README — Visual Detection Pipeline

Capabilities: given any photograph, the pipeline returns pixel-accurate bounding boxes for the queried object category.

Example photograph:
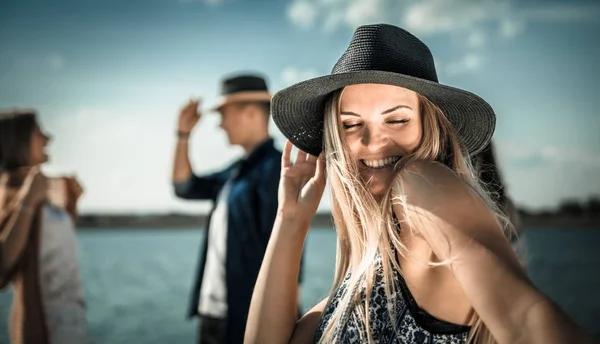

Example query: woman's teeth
[361,156,401,168]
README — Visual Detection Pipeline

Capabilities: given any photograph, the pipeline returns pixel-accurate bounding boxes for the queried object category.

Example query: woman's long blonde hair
[318,88,516,344]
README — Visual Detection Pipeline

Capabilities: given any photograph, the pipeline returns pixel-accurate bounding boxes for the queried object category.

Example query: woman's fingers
[282,143,323,186]
[66,177,84,197]
[282,140,293,168]
[296,148,307,164]
[314,154,326,186]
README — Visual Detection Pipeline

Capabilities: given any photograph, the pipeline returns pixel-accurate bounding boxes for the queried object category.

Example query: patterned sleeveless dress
[314,253,471,344]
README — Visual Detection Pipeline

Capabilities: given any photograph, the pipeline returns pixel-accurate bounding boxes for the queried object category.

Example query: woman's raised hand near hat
[245,141,326,344]
[178,99,201,134]
[277,140,326,226]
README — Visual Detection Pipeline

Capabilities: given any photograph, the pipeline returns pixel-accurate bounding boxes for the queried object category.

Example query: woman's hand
[47,176,84,221]
[64,177,84,204]
[22,167,47,207]
[277,140,326,224]
[245,141,325,344]
[64,176,84,222]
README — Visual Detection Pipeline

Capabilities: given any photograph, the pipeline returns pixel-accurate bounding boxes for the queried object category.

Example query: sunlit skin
[25,121,83,218]
[340,84,423,198]
[218,103,259,145]
[219,103,247,145]
[29,123,51,165]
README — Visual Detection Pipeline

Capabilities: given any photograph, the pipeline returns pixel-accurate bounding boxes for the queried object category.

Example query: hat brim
[272,70,495,157]
[211,91,272,112]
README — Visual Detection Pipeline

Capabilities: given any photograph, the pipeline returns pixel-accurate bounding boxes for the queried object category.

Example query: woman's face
[339,84,423,198]
[29,123,50,166]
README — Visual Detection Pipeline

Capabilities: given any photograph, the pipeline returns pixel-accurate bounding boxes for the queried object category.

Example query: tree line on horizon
[518,196,600,217]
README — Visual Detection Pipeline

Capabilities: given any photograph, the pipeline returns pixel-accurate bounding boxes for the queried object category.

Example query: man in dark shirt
[172,74,302,344]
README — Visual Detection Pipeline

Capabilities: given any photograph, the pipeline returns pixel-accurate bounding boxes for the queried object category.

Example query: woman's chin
[33,154,49,165]
[367,181,393,200]
[361,171,394,198]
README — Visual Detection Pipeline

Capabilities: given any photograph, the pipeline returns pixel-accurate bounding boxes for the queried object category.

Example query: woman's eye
[387,119,409,125]
[343,123,361,130]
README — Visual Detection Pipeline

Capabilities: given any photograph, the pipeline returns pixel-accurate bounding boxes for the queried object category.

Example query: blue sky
[1,0,599,213]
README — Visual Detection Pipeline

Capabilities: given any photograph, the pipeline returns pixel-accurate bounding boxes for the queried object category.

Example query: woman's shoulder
[397,160,474,202]
[395,160,505,246]
[395,160,500,232]
[401,160,462,180]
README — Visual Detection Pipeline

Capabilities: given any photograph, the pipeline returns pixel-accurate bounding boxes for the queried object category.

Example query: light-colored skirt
[45,301,92,344]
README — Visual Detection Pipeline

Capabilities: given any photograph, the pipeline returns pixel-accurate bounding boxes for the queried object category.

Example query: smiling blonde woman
[244,24,591,344]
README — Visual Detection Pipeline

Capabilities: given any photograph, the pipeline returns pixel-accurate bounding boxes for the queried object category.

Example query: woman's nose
[361,126,389,153]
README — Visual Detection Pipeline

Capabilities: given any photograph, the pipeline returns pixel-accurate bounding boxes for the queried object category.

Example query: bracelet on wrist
[177,131,191,140]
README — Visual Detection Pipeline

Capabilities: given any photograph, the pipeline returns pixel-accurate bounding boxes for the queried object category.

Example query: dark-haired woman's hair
[0,110,38,171]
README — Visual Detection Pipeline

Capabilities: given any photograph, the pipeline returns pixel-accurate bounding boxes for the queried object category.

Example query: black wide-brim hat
[272,24,496,157]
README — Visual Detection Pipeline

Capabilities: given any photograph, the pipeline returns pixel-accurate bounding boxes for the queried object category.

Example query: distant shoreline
[76,212,600,230]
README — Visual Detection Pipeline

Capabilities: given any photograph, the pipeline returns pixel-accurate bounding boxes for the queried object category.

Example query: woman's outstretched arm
[393,161,592,344]
[245,141,327,344]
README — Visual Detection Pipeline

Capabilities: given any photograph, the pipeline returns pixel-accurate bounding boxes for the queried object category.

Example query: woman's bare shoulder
[395,160,508,243]
[397,160,475,205]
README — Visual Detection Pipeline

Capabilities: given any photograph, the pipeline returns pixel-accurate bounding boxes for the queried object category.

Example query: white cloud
[285,0,600,40]
[403,0,508,36]
[522,4,600,23]
[405,1,599,37]
[287,0,387,33]
[345,0,385,27]
[500,18,525,38]
[467,30,486,48]
[47,53,65,71]
[402,0,599,38]
[280,66,320,88]
[444,53,482,76]
[287,0,319,29]
[323,11,345,33]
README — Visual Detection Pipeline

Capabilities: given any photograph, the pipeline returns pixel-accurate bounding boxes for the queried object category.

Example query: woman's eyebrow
[341,105,412,116]
[381,105,412,114]
[340,111,360,117]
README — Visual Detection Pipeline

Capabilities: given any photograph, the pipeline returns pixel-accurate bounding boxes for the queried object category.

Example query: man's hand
[178,99,201,134]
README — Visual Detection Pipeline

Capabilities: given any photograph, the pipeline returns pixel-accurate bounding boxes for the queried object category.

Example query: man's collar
[233,138,274,179]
